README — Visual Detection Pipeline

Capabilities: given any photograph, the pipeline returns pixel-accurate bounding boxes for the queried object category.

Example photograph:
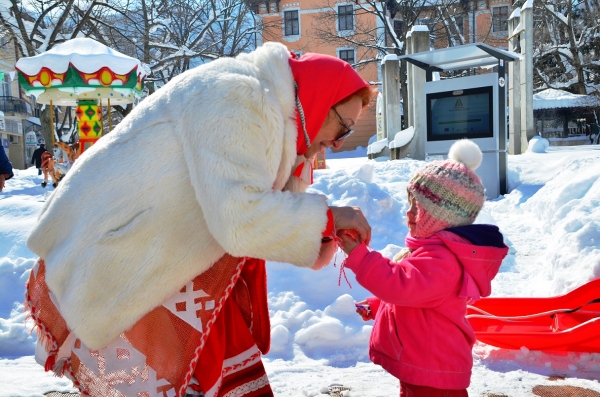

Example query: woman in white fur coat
[25,42,374,397]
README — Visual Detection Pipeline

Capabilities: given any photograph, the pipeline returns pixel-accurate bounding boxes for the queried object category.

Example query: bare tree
[203,0,262,57]
[95,0,263,116]
[0,0,264,136]
[0,0,123,56]
[531,0,600,95]
[308,0,467,124]
[0,0,127,145]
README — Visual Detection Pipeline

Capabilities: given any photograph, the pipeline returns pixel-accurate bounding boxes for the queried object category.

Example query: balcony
[0,96,31,115]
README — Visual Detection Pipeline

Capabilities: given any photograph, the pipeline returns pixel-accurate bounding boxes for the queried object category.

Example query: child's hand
[354,300,373,321]
[337,228,360,254]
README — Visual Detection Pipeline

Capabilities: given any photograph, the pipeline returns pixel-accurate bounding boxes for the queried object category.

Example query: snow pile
[527,136,549,153]
[389,126,414,149]
[2,147,600,396]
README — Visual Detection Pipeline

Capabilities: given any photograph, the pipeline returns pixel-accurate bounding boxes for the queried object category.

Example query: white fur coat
[27,43,329,350]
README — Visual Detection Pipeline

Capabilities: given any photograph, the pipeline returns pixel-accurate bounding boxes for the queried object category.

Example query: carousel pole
[49,100,55,146]
[108,98,112,132]
[99,98,104,136]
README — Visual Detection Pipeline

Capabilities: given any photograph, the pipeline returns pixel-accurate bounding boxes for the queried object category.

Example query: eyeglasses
[332,107,355,142]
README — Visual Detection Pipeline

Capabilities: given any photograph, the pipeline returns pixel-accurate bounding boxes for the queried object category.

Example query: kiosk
[398,43,520,198]
[424,73,502,198]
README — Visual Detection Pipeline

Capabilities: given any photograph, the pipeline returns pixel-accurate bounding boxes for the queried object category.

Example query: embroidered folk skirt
[26,255,273,397]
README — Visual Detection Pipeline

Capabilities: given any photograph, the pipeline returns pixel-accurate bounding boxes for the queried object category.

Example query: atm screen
[426,86,494,142]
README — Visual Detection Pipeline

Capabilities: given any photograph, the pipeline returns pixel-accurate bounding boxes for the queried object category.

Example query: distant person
[592,123,600,145]
[337,139,509,397]
[585,123,591,142]
[0,144,13,192]
[31,143,47,175]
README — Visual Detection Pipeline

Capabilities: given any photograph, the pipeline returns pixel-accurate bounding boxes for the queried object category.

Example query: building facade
[0,36,40,170]
[256,0,380,151]
[426,0,513,50]
[254,0,512,151]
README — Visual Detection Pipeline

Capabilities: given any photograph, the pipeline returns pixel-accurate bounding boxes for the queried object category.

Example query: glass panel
[393,19,403,39]
[339,49,355,64]
[492,6,508,32]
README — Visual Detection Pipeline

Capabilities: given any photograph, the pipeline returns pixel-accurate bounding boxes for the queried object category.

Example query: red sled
[466,278,600,352]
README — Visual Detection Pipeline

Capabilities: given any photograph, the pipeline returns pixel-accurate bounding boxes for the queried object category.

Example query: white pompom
[448,139,483,171]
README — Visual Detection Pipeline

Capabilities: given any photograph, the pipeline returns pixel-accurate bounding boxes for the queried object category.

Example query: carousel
[15,38,146,186]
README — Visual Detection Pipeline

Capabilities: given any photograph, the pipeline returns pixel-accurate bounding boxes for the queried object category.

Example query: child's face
[407,192,419,237]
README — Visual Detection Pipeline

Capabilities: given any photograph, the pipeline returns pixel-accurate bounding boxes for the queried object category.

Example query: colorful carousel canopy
[16,38,146,106]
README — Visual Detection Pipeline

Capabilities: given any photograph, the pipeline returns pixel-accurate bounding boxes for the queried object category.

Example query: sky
[1,143,600,396]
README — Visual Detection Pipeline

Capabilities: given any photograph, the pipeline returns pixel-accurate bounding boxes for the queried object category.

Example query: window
[418,18,436,47]
[339,49,355,64]
[0,74,11,97]
[259,3,267,13]
[393,19,403,39]
[455,16,464,35]
[338,5,354,31]
[269,2,277,12]
[492,6,508,32]
[5,120,13,133]
[418,18,434,29]
[7,120,22,134]
[0,36,8,50]
[284,10,299,36]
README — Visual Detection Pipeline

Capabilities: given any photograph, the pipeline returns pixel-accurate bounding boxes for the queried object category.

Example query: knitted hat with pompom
[407,139,486,238]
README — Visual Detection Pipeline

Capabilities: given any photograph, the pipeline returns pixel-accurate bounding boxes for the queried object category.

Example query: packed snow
[1,144,600,396]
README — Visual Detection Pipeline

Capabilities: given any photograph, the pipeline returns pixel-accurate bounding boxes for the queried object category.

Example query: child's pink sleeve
[343,243,461,308]
[366,296,381,317]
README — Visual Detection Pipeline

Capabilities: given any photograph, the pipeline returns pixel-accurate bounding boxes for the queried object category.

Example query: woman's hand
[336,228,360,255]
[330,206,371,245]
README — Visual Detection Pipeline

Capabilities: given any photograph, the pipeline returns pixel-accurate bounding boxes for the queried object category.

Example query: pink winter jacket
[344,225,508,390]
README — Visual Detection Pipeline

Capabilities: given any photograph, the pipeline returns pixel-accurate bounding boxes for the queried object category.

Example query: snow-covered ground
[1,144,600,396]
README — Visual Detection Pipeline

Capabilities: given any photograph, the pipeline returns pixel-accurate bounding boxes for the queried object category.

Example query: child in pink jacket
[338,139,508,396]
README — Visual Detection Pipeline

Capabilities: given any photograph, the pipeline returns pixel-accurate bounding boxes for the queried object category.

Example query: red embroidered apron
[26,255,273,397]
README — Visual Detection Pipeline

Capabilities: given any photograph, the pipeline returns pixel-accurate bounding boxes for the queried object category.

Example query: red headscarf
[288,52,369,156]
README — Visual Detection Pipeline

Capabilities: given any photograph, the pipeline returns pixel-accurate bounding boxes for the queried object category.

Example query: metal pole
[498,60,508,195]
[99,99,104,136]
[49,100,55,146]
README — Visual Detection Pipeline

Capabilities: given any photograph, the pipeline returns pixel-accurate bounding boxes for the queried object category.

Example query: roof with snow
[533,88,600,110]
